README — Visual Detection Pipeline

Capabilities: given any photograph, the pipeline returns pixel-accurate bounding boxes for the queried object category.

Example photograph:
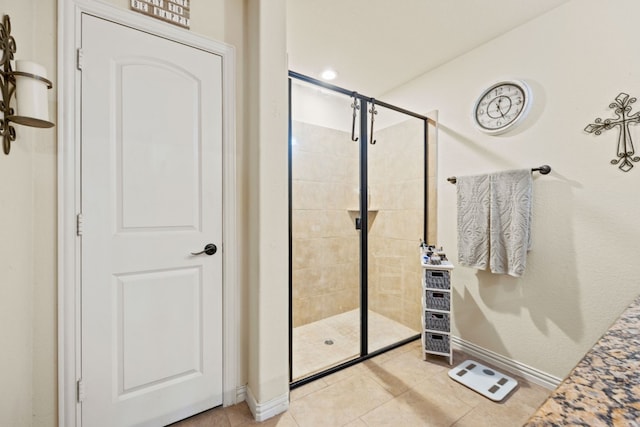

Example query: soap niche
[347,209,378,233]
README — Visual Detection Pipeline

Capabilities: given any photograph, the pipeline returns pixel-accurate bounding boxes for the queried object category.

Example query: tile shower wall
[292,118,436,331]
[291,121,360,327]
[368,118,436,332]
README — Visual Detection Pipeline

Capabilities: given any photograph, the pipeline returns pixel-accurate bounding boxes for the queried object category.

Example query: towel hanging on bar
[489,169,533,277]
[448,165,551,184]
[456,169,534,277]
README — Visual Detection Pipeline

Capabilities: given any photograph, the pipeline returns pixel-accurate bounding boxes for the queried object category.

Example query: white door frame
[57,2,239,426]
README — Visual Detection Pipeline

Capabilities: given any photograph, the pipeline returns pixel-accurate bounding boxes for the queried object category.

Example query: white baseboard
[236,385,247,403]
[245,387,289,422]
[450,336,562,390]
[223,384,247,407]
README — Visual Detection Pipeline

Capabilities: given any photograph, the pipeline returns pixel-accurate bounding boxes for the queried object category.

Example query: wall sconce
[0,14,54,155]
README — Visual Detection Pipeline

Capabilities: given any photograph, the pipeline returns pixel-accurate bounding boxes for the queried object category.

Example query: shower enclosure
[289,71,436,386]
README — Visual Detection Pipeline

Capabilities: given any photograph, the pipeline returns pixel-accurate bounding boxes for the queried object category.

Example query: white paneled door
[80,14,223,427]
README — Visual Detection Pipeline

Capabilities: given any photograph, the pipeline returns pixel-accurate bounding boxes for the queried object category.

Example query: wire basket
[425,290,450,311]
[424,270,450,289]
[425,311,450,332]
[426,332,450,354]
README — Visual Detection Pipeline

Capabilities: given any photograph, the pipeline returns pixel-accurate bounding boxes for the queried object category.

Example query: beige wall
[0,1,56,426]
[0,0,281,425]
[246,0,289,407]
[11,0,640,425]
[383,0,640,379]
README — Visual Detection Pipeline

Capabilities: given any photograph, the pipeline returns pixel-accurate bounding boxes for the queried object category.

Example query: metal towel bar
[447,165,551,184]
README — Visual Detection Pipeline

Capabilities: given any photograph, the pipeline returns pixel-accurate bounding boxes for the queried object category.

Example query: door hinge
[76,213,84,236]
[76,48,84,70]
[76,379,85,403]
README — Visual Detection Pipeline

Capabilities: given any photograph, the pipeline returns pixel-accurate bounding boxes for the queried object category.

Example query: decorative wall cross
[584,92,640,172]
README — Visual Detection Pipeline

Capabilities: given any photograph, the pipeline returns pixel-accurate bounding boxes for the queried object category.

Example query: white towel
[456,174,490,270]
[456,169,533,277]
[489,169,532,277]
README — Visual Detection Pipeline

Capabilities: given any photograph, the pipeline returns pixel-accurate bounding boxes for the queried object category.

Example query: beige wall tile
[292,118,436,330]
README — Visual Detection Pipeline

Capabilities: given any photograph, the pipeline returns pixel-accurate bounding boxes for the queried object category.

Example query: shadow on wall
[452,285,508,355]
[440,123,585,352]
[438,124,514,168]
[522,173,584,342]
[460,172,585,347]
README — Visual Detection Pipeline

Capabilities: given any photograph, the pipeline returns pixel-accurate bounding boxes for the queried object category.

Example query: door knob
[191,243,217,256]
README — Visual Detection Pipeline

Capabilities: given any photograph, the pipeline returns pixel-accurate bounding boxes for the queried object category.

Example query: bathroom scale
[448,360,518,402]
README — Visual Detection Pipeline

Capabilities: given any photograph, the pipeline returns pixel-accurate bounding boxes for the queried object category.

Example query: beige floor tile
[322,361,370,386]
[170,406,230,427]
[290,378,328,401]
[369,339,420,364]
[361,387,473,427]
[289,374,394,427]
[506,380,551,409]
[224,403,255,426]
[362,351,446,396]
[171,342,550,427]
[236,412,300,427]
[445,357,551,410]
[343,419,368,427]
[423,370,485,408]
[451,399,540,427]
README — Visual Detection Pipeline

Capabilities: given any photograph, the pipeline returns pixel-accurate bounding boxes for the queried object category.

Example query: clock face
[474,81,531,134]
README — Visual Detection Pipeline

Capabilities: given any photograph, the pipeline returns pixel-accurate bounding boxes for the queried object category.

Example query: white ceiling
[287,0,570,97]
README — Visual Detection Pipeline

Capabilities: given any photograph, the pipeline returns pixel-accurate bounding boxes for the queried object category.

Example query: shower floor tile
[292,309,419,381]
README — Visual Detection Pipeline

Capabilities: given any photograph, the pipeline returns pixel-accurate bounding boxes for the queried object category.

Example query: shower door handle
[191,243,218,256]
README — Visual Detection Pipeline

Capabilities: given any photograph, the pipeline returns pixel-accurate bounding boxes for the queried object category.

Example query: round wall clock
[473,80,532,135]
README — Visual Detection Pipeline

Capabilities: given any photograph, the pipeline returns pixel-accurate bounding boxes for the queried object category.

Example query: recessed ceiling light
[321,69,337,81]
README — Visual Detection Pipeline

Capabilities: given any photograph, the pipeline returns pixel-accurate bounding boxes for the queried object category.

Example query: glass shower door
[366,104,426,354]
[289,71,432,385]
[290,79,361,381]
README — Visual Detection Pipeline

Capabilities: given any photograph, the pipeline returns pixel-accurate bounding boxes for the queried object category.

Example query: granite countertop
[524,296,640,426]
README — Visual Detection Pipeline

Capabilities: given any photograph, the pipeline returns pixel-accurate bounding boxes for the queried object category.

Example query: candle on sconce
[13,60,54,128]
[0,14,56,155]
